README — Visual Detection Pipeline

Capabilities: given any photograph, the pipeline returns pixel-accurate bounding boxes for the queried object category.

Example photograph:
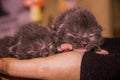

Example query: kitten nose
[82,43,87,48]
[81,38,89,48]
[41,49,49,57]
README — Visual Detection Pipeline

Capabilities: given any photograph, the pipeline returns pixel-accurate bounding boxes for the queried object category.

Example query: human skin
[0,51,84,80]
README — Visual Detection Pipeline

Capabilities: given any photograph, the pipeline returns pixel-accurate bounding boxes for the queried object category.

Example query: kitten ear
[8,45,17,53]
[8,39,21,53]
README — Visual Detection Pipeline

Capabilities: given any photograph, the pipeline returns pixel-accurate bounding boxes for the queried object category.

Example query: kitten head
[9,23,56,59]
[52,8,103,51]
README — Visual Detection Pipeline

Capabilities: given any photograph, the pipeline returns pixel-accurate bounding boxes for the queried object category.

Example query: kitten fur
[52,7,103,52]
[0,23,56,59]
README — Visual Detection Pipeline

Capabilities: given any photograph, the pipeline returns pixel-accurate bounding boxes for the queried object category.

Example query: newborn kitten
[52,7,108,54]
[0,23,55,80]
[0,23,56,59]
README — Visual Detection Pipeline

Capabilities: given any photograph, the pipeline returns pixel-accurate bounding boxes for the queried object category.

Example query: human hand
[0,51,84,80]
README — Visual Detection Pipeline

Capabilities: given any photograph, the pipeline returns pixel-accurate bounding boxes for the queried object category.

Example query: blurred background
[0,0,120,38]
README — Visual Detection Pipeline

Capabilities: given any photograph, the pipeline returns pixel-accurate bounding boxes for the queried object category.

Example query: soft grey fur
[0,23,56,59]
[52,8,103,52]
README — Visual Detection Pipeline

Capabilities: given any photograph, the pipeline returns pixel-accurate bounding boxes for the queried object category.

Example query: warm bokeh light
[24,0,45,7]
[0,0,120,38]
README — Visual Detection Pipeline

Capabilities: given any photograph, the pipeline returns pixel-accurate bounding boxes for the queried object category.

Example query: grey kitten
[52,7,105,53]
[0,23,56,59]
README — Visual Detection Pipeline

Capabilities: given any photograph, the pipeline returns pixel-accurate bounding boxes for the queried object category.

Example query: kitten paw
[96,49,109,55]
[57,43,73,52]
